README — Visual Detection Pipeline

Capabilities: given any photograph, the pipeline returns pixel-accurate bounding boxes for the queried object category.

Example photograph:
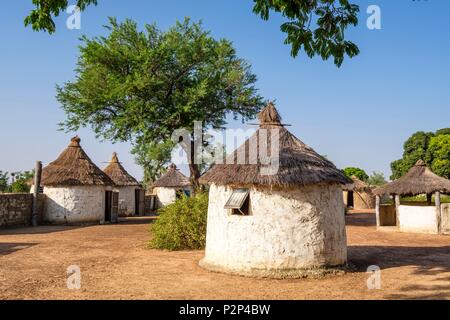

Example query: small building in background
[342,176,376,210]
[103,152,144,217]
[374,160,450,234]
[199,103,351,278]
[152,164,192,208]
[34,136,117,224]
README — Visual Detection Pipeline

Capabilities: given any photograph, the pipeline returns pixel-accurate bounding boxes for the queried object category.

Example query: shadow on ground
[0,243,38,256]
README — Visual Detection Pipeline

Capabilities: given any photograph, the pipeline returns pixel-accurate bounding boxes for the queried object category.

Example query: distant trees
[391,129,450,180]
[0,170,34,193]
[367,171,387,187]
[342,167,369,182]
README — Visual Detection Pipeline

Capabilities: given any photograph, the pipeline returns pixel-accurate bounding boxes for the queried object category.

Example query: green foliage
[150,193,209,251]
[25,0,97,33]
[342,167,368,181]
[57,18,264,184]
[132,141,174,189]
[0,171,9,193]
[25,1,360,67]
[11,171,34,193]
[367,171,387,187]
[391,129,450,179]
[253,0,360,67]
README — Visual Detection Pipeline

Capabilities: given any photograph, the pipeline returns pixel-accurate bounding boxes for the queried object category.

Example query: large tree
[25,0,359,66]
[391,129,450,180]
[57,18,264,188]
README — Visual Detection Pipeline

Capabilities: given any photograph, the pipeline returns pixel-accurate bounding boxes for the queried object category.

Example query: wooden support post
[435,191,441,234]
[31,161,42,227]
[394,194,400,229]
[375,195,381,228]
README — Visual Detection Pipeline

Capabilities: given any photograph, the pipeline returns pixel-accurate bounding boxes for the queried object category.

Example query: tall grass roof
[374,160,450,196]
[40,136,114,187]
[153,164,191,188]
[343,176,372,192]
[200,103,350,187]
[103,152,141,187]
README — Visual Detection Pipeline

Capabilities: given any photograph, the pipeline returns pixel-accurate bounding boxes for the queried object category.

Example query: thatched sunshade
[103,152,141,187]
[374,160,450,196]
[200,103,351,187]
[40,136,114,187]
[343,176,372,192]
[153,164,191,188]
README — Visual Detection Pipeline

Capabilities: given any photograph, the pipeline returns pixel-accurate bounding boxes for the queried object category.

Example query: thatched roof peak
[40,137,114,187]
[69,136,81,147]
[375,160,450,196]
[258,102,282,127]
[153,164,191,188]
[200,104,350,188]
[110,152,119,163]
[103,152,141,187]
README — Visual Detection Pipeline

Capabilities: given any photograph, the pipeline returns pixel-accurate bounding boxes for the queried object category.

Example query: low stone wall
[0,193,45,229]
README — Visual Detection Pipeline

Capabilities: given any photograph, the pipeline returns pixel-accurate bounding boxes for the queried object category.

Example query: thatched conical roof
[343,176,372,192]
[374,160,450,196]
[103,152,141,187]
[153,164,191,188]
[40,136,114,187]
[199,103,350,187]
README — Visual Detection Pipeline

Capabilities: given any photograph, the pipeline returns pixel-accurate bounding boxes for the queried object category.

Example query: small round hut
[199,103,351,277]
[37,136,115,224]
[342,176,376,210]
[152,164,192,208]
[374,160,450,234]
[103,152,142,217]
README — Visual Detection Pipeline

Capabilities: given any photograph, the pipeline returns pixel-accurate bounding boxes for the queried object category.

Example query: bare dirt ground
[0,212,449,300]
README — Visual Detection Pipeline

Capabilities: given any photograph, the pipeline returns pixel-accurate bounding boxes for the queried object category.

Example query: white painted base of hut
[200,184,347,277]
[398,205,438,234]
[154,186,193,208]
[43,186,107,224]
[115,186,137,217]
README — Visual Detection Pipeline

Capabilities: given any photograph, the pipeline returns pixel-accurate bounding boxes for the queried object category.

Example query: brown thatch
[374,160,450,196]
[200,103,351,187]
[40,136,114,187]
[343,176,372,192]
[153,164,191,188]
[103,152,141,187]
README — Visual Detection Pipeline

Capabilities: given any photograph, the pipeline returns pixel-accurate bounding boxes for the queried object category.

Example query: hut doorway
[105,191,119,222]
[347,191,354,208]
[105,191,112,222]
[135,189,140,216]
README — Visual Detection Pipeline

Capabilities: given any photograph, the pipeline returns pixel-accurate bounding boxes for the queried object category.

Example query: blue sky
[1,0,449,180]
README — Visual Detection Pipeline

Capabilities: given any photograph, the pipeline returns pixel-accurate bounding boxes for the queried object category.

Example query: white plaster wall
[201,184,347,274]
[115,186,136,216]
[43,186,106,224]
[155,187,176,208]
[398,205,438,234]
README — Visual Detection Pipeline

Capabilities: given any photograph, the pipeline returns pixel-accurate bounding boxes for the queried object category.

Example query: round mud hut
[152,164,192,208]
[374,160,450,234]
[36,136,116,224]
[103,152,143,217]
[343,176,376,210]
[199,103,351,278]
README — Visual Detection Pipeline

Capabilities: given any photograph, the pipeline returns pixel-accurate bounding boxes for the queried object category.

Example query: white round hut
[37,136,115,224]
[199,103,351,277]
[103,152,143,217]
[152,164,192,208]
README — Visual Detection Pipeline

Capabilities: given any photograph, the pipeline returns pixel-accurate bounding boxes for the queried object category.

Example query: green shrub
[150,192,209,250]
